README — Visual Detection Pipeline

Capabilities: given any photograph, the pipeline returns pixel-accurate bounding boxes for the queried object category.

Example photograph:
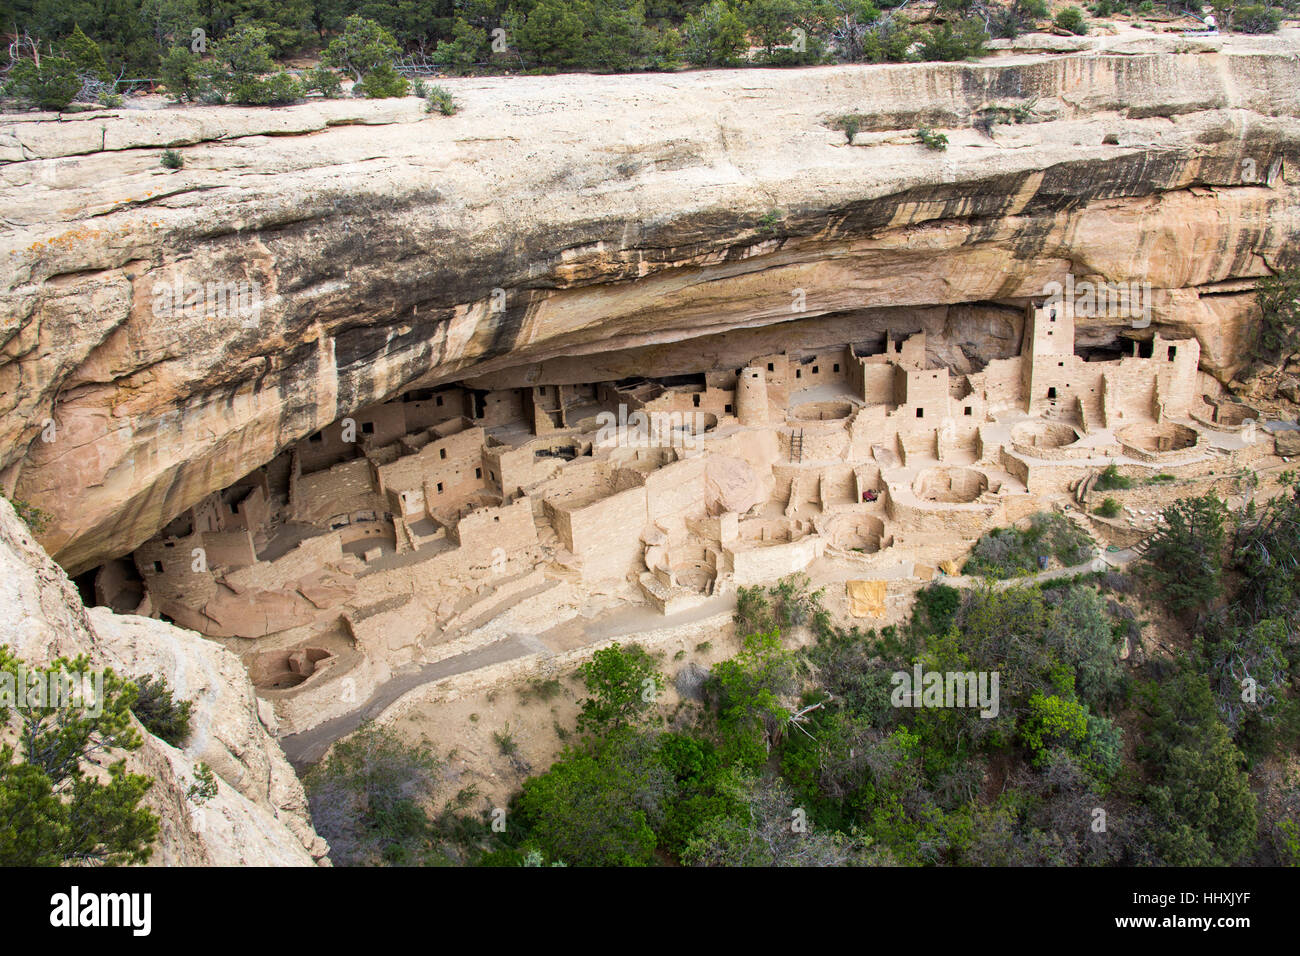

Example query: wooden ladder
[790,429,804,463]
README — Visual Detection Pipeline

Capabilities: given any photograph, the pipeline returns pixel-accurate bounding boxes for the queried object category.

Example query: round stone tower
[735,366,768,426]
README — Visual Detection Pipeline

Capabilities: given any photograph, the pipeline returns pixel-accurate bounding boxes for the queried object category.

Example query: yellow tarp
[939,559,961,576]
[846,579,888,618]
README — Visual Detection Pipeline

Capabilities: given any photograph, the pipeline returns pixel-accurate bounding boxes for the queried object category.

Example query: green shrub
[1138,493,1228,617]
[63,24,111,84]
[424,85,458,115]
[1054,6,1089,33]
[576,642,664,735]
[1044,585,1127,708]
[432,18,491,72]
[712,631,799,768]
[209,23,276,83]
[963,512,1094,578]
[160,149,184,169]
[512,0,651,72]
[683,0,750,66]
[640,25,680,69]
[130,674,192,745]
[7,498,51,533]
[917,127,949,150]
[1095,463,1132,490]
[0,647,159,865]
[303,723,440,865]
[303,66,343,99]
[919,18,989,61]
[1140,668,1258,865]
[361,64,409,98]
[323,15,402,82]
[512,733,666,866]
[231,71,302,106]
[3,56,82,111]
[1095,497,1121,518]
[1020,693,1088,764]
[186,762,218,804]
[493,725,519,755]
[859,18,920,63]
[1253,266,1300,362]
[991,0,1050,37]
[203,24,303,106]
[734,573,826,637]
[915,583,961,635]
[1234,4,1282,32]
[840,116,861,143]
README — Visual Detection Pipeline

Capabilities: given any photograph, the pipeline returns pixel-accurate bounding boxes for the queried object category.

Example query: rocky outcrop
[0,497,329,865]
[3,38,1300,572]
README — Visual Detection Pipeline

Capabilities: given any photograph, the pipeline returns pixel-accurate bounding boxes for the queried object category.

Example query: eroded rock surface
[3,45,1300,572]
[0,497,329,865]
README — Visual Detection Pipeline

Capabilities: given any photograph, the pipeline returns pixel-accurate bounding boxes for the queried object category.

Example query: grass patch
[493,725,518,756]
[516,677,563,705]
[917,127,948,151]
[1039,570,1106,591]
[962,512,1094,579]
[424,85,457,115]
[1094,497,1121,518]
[1095,464,1133,491]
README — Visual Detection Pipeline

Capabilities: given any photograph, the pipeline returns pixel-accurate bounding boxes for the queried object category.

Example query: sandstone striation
[2,39,1300,575]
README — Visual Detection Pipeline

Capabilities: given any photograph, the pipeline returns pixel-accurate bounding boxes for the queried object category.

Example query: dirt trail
[279,632,549,769]
[279,592,736,769]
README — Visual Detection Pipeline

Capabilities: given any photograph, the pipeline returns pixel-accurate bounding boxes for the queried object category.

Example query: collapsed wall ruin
[90,297,1270,734]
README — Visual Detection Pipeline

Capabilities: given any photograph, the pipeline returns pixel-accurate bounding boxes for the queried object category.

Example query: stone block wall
[453,496,538,561]
[292,458,378,524]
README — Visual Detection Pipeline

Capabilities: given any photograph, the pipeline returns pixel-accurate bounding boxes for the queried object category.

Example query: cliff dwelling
[7,16,1300,876]
[83,296,1272,736]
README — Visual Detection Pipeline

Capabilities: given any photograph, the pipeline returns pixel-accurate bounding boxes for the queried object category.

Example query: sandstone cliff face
[0,497,329,865]
[2,38,1300,572]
